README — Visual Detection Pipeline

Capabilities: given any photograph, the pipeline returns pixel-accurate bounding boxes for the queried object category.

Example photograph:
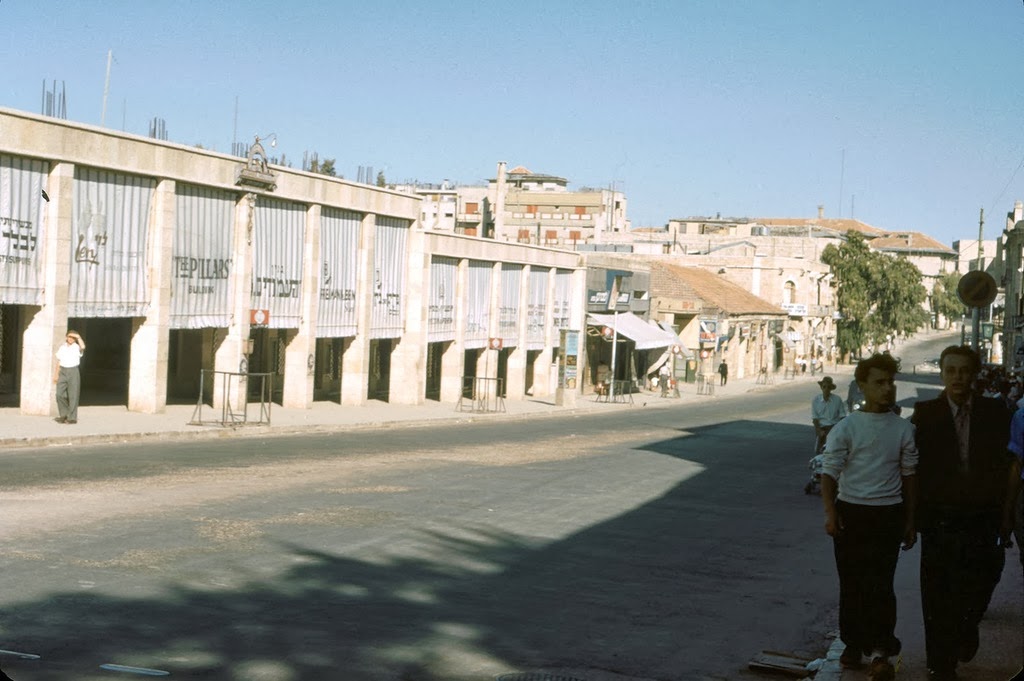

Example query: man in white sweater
[821,353,918,677]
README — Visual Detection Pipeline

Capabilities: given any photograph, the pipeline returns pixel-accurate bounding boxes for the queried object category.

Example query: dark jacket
[911,393,1014,526]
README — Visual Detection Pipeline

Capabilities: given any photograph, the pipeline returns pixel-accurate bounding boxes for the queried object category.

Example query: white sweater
[821,410,918,506]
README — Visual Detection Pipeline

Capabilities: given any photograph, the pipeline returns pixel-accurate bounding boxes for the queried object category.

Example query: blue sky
[3,0,1024,245]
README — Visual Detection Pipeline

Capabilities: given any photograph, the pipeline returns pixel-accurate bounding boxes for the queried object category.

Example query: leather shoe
[958,624,979,662]
[868,656,895,681]
[65,419,77,424]
[839,647,863,668]
[53,416,66,423]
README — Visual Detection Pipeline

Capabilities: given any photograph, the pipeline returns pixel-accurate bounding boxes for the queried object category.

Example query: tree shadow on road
[0,421,837,681]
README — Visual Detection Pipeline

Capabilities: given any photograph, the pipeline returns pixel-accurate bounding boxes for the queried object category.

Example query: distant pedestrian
[718,360,728,386]
[911,345,1020,680]
[53,330,85,424]
[820,353,917,677]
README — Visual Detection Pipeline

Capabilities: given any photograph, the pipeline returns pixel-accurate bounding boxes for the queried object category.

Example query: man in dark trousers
[820,353,917,678]
[718,359,728,386]
[910,345,1021,680]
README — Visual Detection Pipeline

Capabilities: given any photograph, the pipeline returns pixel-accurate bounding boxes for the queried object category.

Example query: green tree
[931,271,966,329]
[870,255,929,340]
[822,233,876,357]
[376,170,386,187]
[319,158,337,177]
[822,232,929,358]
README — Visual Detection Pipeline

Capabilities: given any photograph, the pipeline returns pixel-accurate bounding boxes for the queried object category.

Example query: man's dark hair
[938,344,981,374]
[855,352,901,383]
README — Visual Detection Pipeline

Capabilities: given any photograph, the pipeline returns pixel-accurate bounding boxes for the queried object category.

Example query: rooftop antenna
[101,49,112,126]
[232,95,238,157]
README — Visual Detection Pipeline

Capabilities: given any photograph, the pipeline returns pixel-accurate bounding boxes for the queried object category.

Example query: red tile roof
[652,262,786,316]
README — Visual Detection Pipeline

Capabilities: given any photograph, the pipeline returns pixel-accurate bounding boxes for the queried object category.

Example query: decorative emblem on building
[236,135,277,191]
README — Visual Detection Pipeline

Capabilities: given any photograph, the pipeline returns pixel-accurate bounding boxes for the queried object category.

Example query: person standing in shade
[911,345,1020,680]
[820,353,917,677]
[718,359,728,386]
[53,330,85,424]
[812,376,847,453]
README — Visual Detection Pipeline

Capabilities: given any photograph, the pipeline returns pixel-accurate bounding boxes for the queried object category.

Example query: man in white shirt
[53,330,85,424]
[821,354,918,676]
[812,376,847,453]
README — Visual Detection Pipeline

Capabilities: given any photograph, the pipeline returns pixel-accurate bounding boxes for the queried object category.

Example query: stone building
[0,108,586,415]
[399,163,628,247]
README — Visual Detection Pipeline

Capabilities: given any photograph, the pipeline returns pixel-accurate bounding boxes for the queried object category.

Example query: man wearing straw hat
[813,375,847,454]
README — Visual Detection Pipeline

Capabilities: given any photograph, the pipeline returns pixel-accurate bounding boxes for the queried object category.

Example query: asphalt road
[0,336,959,681]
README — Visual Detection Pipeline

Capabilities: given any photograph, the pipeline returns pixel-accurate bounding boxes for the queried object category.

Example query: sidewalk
[0,367,834,451]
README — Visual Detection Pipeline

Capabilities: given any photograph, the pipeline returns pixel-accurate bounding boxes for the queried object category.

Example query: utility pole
[973,207,984,352]
[101,49,112,126]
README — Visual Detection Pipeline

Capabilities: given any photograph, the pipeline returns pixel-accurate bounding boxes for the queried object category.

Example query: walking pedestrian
[718,359,728,386]
[820,353,917,677]
[53,330,85,424]
[910,345,1020,680]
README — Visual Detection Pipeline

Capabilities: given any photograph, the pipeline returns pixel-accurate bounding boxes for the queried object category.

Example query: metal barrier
[756,367,775,385]
[190,369,273,427]
[696,374,716,396]
[456,376,506,413]
[596,379,635,404]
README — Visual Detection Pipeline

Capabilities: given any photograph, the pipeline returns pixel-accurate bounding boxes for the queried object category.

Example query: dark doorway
[167,329,205,404]
[497,347,510,398]
[70,317,132,406]
[368,338,393,402]
[525,349,541,396]
[426,342,445,401]
[0,304,23,407]
[314,337,346,402]
[462,348,480,398]
[248,327,286,404]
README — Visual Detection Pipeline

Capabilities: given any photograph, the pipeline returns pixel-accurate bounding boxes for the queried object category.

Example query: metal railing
[190,369,273,427]
[456,376,506,413]
[696,374,716,396]
[596,379,635,404]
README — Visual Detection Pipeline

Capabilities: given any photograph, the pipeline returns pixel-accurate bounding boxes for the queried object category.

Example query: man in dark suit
[910,345,1021,680]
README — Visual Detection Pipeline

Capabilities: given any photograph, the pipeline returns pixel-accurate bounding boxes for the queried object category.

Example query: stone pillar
[477,261,501,383]
[21,162,74,415]
[504,265,530,399]
[533,265,558,398]
[390,227,426,405]
[439,258,468,402]
[340,213,375,406]
[213,192,255,412]
[128,178,175,413]
[282,204,320,408]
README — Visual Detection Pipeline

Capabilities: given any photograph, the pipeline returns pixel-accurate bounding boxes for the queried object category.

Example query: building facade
[0,108,586,415]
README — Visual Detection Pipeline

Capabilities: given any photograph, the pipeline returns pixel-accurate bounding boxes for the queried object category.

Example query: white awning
[587,311,682,350]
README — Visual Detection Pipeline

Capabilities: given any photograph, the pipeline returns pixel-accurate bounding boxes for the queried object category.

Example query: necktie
[954,405,970,471]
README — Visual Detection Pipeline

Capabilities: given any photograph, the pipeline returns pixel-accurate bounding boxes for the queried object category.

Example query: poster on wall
[70,167,153,317]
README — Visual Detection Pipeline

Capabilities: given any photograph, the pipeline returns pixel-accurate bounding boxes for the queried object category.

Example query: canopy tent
[587,312,683,351]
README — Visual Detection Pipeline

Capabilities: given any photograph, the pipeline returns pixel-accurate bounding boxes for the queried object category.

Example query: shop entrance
[167,329,207,404]
[70,317,132,406]
[525,349,541,396]
[496,347,510,398]
[462,348,480,398]
[249,327,286,404]
[368,338,393,402]
[425,341,445,401]
[0,305,23,407]
[313,337,346,403]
